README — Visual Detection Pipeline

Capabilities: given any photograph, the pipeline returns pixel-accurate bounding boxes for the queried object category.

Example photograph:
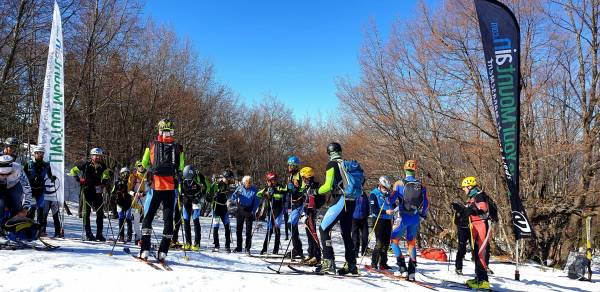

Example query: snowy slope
[1,205,599,292]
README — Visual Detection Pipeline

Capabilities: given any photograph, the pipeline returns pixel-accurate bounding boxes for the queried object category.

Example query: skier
[369,176,394,270]
[0,155,33,234]
[127,160,146,245]
[352,186,370,258]
[24,146,57,230]
[176,165,209,251]
[451,198,471,275]
[285,156,300,240]
[113,167,134,243]
[299,166,323,266]
[457,176,491,290]
[210,170,234,252]
[257,172,287,255]
[138,119,185,261]
[389,160,429,281]
[316,142,360,275]
[286,155,305,259]
[25,146,62,238]
[69,147,110,241]
[232,175,259,254]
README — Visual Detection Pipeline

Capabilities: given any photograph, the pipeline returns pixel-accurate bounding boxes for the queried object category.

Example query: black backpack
[568,255,591,280]
[481,192,499,222]
[402,180,424,213]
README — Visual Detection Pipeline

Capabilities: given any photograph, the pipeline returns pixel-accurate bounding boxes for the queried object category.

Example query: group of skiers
[0,118,496,290]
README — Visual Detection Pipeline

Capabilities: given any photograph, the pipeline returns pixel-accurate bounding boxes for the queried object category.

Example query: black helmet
[326,142,342,155]
[183,165,197,180]
[221,170,234,179]
[4,137,19,147]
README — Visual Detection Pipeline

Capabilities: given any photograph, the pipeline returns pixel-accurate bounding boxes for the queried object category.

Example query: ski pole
[359,201,385,266]
[177,194,189,260]
[274,226,294,274]
[108,173,146,256]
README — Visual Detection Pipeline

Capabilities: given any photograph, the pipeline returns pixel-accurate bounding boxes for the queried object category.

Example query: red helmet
[265,171,277,181]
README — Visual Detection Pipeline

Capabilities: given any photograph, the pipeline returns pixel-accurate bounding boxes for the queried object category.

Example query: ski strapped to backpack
[336,159,365,200]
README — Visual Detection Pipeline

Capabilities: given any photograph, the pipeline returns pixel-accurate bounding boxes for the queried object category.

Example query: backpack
[151,141,180,177]
[486,194,499,222]
[337,159,365,200]
[402,179,424,213]
[567,255,591,280]
[421,248,448,262]
[4,217,40,241]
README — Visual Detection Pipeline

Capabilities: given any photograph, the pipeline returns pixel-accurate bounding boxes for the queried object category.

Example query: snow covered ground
[1,205,599,292]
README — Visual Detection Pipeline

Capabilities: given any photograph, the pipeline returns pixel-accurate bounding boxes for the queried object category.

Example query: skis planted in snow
[286,265,361,278]
[363,265,436,290]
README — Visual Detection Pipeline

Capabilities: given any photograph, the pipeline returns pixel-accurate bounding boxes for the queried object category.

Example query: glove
[79,177,86,186]
[50,175,57,182]
[451,202,463,212]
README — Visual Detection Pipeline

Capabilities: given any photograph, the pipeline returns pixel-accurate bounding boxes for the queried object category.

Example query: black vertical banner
[474,0,534,239]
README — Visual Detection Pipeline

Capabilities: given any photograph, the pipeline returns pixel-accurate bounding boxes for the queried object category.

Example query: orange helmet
[404,160,417,171]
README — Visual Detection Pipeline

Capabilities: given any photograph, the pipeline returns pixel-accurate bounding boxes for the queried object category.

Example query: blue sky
[143,1,430,120]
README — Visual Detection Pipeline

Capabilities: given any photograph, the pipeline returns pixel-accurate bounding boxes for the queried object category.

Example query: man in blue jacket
[233,175,259,254]
[370,176,394,270]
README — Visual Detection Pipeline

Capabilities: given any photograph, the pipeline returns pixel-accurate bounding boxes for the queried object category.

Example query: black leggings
[141,190,175,254]
[352,217,369,256]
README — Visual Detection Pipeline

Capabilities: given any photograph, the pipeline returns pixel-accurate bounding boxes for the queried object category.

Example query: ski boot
[225,247,231,253]
[315,258,336,274]
[466,278,490,290]
[192,244,200,252]
[245,249,251,255]
[406,259,416,281]
[96,234,106,242]
[260,248,267,255]
[84,233,96,241]
[212,245,220,252]
[158,251,167,263]
[455,268,463,275]
[306,257,319,266]
[138,249,149,260]
[126,233,132,243]
[338,262,359,276]
[118,234,125,242]
[380,262,392,271]
[397,256,407,274]
[234,247,243,253]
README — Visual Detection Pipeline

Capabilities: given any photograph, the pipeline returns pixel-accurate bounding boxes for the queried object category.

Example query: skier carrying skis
[0,155,33,233]
[127,160,146,245]
[299,166,324,266]
[210,170,234,252]
[175,165,208,251]
[69,147,111,241]
[369,176,394,270]
[113,167,134,243]
[257,171,287,255]
[455,176,491,290]
[232,175,259,254]
[316,142,360,275]
[286,155,305,259]
[24,145,60,238]
[138,119,185,261]
[389,160,429,281]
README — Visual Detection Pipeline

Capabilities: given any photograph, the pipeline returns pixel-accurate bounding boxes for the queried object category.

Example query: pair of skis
[0,237,60,251]
[125,248,172,271]
[363,265,437,290]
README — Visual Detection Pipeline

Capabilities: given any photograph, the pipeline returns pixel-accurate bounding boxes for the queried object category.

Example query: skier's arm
[19,168,33,210]
[369,191,380,216]
[252,188,260,214]
[141,147,150,169]
[318,167,335,195]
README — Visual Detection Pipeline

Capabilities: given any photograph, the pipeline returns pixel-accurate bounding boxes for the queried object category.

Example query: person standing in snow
[232,175,259,254]
[257,172,287,255]
[389,160,429,281]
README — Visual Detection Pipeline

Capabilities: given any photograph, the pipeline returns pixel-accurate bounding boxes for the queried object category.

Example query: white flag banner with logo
[38,1,65,205]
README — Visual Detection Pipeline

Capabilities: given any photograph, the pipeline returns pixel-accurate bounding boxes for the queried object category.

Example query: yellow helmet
[299,167,314,179]
[461,176,477,188]
[157,119,174,132]
[404,160,417,171]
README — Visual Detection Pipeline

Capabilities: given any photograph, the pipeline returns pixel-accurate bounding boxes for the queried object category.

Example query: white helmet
[90,147,104,156]
[378,176,392,189]
[0,155,14,174]
[119,167,130,175]
[33,145,45,153]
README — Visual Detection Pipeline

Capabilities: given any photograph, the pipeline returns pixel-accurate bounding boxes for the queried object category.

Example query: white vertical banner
[38,1,65,205]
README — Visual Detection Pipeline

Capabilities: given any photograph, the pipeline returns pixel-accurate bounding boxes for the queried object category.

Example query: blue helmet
[287,155,300,166]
